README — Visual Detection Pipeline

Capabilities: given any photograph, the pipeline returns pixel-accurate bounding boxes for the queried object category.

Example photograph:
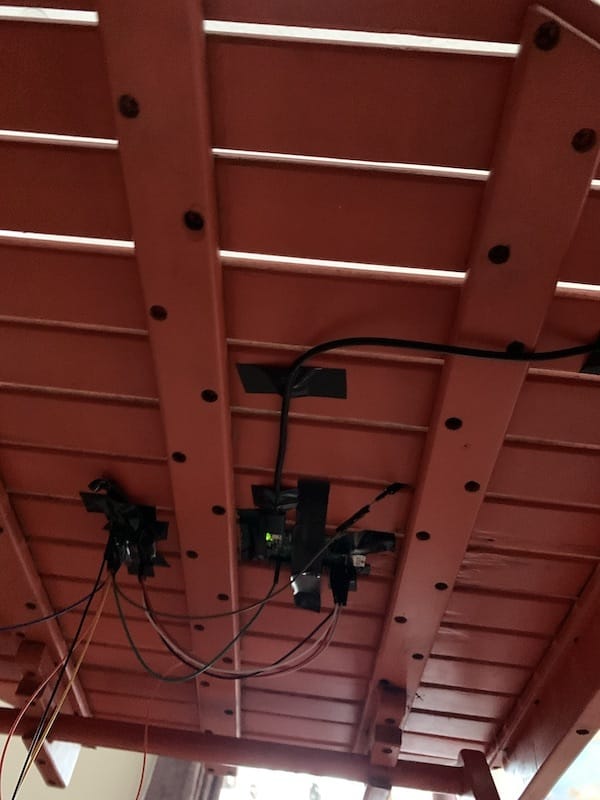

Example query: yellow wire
[20,581,110,787]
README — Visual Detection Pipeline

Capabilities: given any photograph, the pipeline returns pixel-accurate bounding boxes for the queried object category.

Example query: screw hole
[224,708,234,716]
[25,602,37,611]
[572,128,597,153]
[184,210,205,231]
[394,616,407,624]
[382,747,393,755]
[412,653,424,660]
[186,550,198,560]
[534,20,560,50]
[149,305,168,321]
[171,451,187,463]
[217,593,229,602]
[488,244,510,264]
[194,623,205,631]
[445,417,463,430]
[416,531,430,541]
[464,481,480,493]
[222,656,233,664]
[212,505,226,516]
[576,728,590,736]
[201,389,218,403]
[435,582,449,591]
[118,94,140,118]
[200,680,210,687]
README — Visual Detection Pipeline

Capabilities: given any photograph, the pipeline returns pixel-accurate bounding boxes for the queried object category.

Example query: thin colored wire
[0,583,105,632]
[0,663,62,800]
[2,608,103,800]
[146,600,339,679]
[10,561,106,800]
[272,335,598,495]
[133,661,184,800]
[18,582,111,792]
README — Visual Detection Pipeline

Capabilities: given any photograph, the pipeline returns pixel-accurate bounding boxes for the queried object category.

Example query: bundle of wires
[112,481,405,682]
[6,560,109,800]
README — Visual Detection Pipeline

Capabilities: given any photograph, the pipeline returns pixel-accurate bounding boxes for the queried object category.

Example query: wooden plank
[208,38,511,168]
[509,374,600,447]
[457,550,593,599]
[561,193,600,285]
[404,711,495,743]
[444,590,569,636]
[203,1,600,45]
[413,685,514,720]
[422,657,530,695]
[242,689,361,726]
[0,325,156,397]
[0,142,131,239]
[243,710,355,747]
[223,265,460,345]
[0,21,114,136]
[473,499,600,560]
[217,160,484,269]
[1,246,144,330]
[0,391,165,458]
[490,443,600,507]
[432,627,549,669]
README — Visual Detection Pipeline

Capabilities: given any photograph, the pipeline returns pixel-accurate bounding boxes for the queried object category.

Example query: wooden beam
[97,0,240,734]
[355,5,600,753]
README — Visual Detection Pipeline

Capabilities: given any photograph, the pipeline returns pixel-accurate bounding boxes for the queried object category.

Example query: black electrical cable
[112,569,278,683]
[272,335,598,496]
[200,607,337,680]
[11,559,106,800]
[0,583,106,633]
[115,481,404,623]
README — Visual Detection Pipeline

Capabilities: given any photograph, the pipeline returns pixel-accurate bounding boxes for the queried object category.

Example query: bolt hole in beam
[212,505,226,515]
[183,210,205,231]
[394,616,407,624]
[217,593,229,602]
[201,389,219,403]
[149,305,168,321]
[186,550,199,560]
[571,128,597,153]
[171,451,187,463]
[464,481,481,493]
[416,531,431,541]
[445,417,463,430]
[488,244,511,263]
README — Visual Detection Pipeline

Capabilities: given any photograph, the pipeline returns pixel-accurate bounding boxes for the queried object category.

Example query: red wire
[0,662,63,800]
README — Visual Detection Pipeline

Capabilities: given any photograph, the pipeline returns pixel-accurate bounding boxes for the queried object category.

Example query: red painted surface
[0,1,599,797]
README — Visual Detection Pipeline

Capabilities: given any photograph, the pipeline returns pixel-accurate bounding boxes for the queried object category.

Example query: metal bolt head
[118,94,140,118]
[572,128,597,153]
[534,21,560,51]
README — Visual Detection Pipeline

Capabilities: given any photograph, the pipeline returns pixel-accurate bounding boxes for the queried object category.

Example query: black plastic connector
[80,478,169,578]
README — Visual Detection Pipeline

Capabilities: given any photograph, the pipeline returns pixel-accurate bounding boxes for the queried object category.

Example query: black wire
[272,335,597,496]
[112,572,277,683]
[115,481,402,623]
[202,607,337,680]
[11,560,106,800]
[112,576,205,684]
[0,583,105,632]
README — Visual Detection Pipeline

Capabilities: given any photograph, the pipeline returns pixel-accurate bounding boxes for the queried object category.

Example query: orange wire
[133,662,181,800]
[0,582,110,799]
